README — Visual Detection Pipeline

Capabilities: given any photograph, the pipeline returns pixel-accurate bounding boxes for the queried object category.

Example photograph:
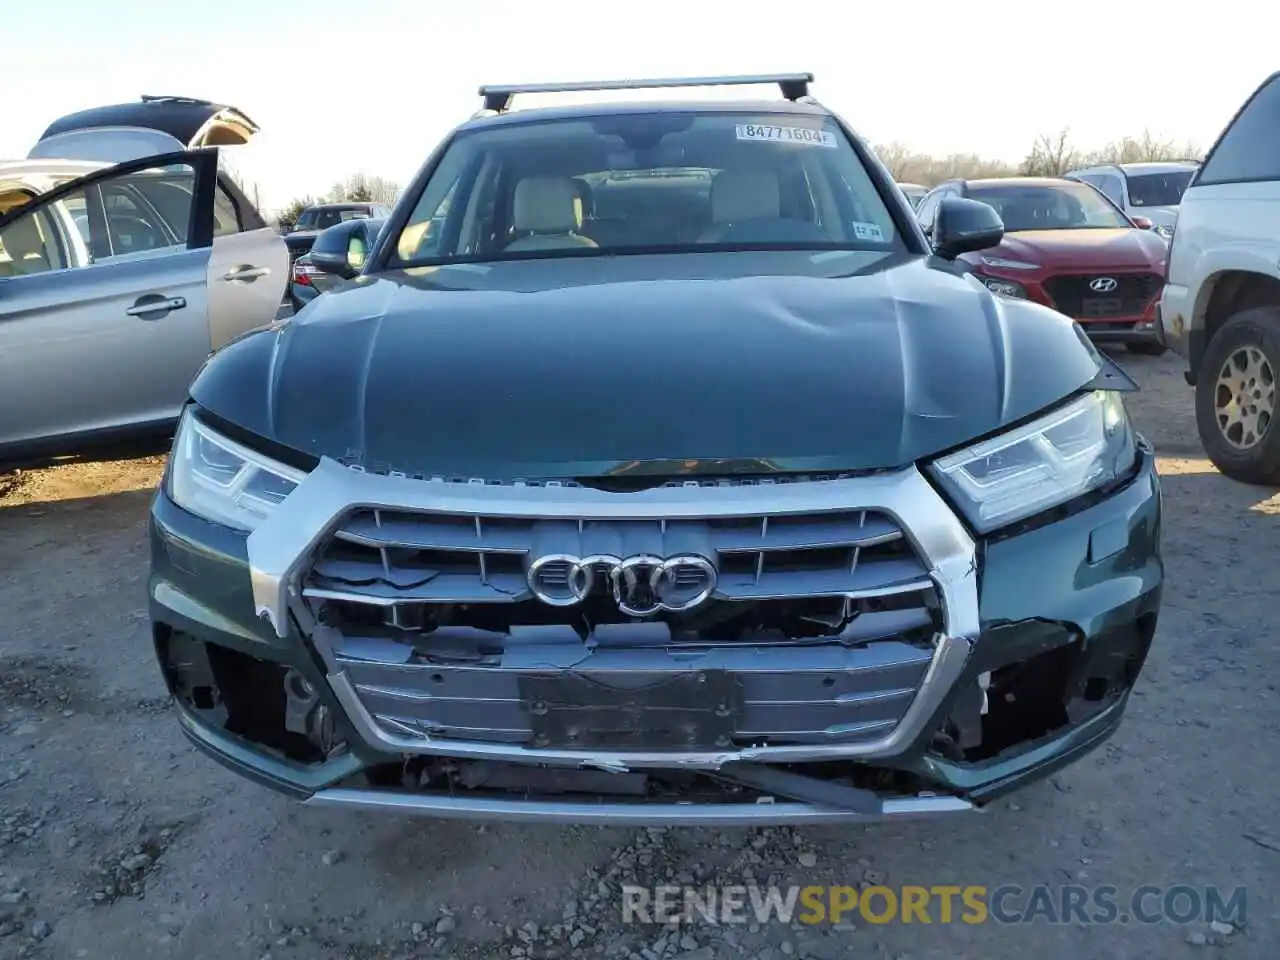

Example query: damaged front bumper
[148,445,1162,825]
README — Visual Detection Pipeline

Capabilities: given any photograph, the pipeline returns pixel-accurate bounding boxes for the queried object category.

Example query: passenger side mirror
[1131,216,1153,230]
[309,220,368,280]
[933,197,1004,259]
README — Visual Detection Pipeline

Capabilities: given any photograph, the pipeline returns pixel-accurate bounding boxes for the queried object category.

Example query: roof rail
[477,73,814,113]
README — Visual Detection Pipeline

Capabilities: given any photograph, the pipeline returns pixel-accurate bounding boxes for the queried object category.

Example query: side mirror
[933,197,1004,259]
[1131,215,1153,230]
[309,220,369,280]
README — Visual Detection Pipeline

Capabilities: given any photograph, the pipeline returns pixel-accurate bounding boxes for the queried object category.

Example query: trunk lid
[28,95,260,164]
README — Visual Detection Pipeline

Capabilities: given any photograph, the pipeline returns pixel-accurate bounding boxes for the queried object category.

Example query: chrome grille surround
[247,456,979,770]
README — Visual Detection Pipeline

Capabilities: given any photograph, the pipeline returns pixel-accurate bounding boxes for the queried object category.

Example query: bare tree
[327,172,400,205]
[1019,128,1081,177]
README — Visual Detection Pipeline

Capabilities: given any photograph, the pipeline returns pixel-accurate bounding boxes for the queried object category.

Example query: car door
[202,175,290,346]
[0,149,218,451]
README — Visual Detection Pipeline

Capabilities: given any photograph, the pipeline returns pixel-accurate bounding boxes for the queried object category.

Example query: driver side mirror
[1131,215,1153,230]
[309,220,369,280]
[933,197,1004,259]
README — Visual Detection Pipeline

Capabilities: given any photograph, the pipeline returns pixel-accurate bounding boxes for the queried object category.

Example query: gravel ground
[1,349,1277,960]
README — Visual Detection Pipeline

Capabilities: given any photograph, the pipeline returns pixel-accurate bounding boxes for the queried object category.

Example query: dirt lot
[1,350,1277,960]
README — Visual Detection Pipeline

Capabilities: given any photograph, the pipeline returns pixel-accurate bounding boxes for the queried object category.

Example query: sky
[4,0,1277,214]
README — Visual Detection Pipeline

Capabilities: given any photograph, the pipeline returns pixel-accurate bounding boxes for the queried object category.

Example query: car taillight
[292,262,316,286]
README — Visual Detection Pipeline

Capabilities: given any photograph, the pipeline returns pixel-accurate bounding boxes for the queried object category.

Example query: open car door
[25,95,288,349]
[0,149,221,454]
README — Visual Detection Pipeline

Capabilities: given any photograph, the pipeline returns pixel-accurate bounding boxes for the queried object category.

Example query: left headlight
[928,390,1137,534]
[167,410,306,532]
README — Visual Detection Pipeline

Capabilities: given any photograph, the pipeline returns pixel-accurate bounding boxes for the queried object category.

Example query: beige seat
[0,216,54,278]
[504,177,599,252]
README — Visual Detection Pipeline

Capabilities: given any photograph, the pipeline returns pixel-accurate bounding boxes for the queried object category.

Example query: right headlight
[167,410,307,532]
[928,390,1137,534]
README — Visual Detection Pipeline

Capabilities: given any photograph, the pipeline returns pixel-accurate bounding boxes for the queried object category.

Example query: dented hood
[190,251,1106,481]
[28,95,259,164]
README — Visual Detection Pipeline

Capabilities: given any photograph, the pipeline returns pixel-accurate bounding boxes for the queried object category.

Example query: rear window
[389,110,903,267]
[1197,75,1280,185]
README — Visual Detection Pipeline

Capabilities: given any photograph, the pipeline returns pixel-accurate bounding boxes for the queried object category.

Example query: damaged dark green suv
[148,73,1163,825]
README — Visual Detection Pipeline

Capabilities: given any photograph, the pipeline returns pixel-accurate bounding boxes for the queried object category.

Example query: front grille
[301,501,944,750]
[306,507,931,606]
[1042,272,1161,320]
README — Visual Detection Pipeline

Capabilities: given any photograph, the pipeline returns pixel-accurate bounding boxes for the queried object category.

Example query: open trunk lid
[27,95,260,164]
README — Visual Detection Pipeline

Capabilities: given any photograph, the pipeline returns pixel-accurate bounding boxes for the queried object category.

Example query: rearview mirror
[933,197,1004,259]
[309,220,369,280]
[1131,216,1153,230]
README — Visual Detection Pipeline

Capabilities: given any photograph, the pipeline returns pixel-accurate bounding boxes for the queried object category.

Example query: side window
[98,165,197,259]
[1096,175,1125,206]
[213,185,242,237]
[101,184,177,256]
[1199,76,1280,185]
[0,202,73,278]
[0,161,199,278]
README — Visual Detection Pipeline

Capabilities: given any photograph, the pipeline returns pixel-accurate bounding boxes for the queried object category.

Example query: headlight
[167,411,306,532]
[980,276,1027,298]
[979,256,1040,271]
[929,390,1137,533]
[1155,224,1174,240]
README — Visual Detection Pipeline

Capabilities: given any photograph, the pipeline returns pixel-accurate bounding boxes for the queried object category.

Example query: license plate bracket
[1080,297,1124,319]
[519,670,742,750]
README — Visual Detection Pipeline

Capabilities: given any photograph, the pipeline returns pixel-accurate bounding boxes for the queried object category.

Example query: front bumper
[148,446,1162,824]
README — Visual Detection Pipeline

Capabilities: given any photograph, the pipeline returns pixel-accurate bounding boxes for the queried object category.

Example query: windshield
[1125,170,1195,207]
[389,111,903,267]
[966,181,1131,232]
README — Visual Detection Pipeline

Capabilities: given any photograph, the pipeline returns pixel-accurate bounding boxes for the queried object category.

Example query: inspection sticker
[735,123,838,148]
[851,221,885,242]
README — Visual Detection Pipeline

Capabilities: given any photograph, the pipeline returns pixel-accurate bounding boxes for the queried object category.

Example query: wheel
[1194,306,1280,485]
[1126,340,1168,356]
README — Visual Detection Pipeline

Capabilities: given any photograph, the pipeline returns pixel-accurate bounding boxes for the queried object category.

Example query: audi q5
[147,74,1163,825]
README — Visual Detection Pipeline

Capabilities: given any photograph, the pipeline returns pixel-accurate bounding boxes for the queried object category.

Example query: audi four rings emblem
[1089,277,1119,293]
[527,553,717,617]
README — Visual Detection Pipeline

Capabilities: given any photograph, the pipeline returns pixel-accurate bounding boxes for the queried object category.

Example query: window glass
[1126,170,1195,206]
[391,111,904,266]
[965,181,1131,231]
[99,165,196,258]
[0,162,196,278]
[213,185,242,236]
[0,203,71,277]
[1093,174,1125,205]
[1199,76,1280,184]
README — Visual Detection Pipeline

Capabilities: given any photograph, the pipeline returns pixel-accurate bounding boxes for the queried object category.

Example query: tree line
[872,127,1205,186]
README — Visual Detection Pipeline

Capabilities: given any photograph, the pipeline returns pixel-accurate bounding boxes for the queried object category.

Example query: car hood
[981,228,1167,270]
[190,251,1107,480]
[1130,205,1178,227]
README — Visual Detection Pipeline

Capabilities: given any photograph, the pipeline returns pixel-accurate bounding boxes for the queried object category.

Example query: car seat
[0,216,54,277]
[504,178,599,252]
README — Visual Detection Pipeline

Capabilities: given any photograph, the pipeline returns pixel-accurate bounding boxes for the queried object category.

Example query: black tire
[1126,340,1168,356]
[1194,306,1280,485]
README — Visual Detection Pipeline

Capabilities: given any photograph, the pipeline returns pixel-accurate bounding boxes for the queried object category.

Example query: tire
[1126,340,1168,356]
[1194,306,1280,485]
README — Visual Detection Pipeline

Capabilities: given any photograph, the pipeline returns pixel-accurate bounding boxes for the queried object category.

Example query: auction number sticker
[736,124,838,148]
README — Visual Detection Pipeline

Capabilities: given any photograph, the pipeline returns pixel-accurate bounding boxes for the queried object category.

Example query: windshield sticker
[851,221,885,242]
[735,124,838,149]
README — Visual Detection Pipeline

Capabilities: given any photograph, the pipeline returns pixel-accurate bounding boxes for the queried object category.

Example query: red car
[915,177,1169,355]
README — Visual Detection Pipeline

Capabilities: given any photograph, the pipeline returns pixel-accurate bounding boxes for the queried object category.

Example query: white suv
[1160,71,1280,485]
